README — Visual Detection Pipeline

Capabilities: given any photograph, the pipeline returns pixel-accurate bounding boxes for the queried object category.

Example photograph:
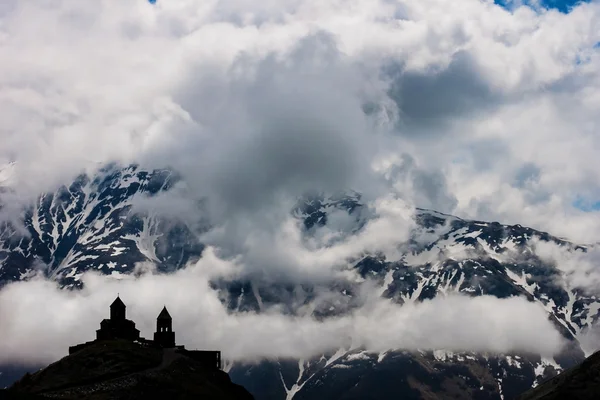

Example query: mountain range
[1,164,599,399]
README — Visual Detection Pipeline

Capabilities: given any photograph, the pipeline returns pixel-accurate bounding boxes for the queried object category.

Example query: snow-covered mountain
[1,165,599,399]
[0,164,203,287]
[226,194,597,400]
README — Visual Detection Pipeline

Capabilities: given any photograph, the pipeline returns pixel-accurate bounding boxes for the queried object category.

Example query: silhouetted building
[69,296,222,369]
[96,296,140,341]
[154,306,176,348]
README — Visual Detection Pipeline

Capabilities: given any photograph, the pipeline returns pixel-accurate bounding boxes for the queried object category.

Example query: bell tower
[154,306,175,347]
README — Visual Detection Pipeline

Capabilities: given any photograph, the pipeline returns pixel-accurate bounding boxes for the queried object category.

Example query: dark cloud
[513,162,541,188]
[387,51,500,131]
[386,154,458,213]
[140,33,384,226]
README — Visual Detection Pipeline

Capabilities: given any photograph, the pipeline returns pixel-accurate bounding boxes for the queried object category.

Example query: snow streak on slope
[0,165,203,287]
[228,196,599,400]
[2,169,599,399]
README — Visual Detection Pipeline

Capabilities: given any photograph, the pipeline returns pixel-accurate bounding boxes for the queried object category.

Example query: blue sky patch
[494,0,589,13]
[573,196,600,212]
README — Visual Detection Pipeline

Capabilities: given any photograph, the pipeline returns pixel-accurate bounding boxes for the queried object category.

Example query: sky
[0,0,599,242]
[0,0,600,365]
[152,0,591,13]
[494,0,589,13]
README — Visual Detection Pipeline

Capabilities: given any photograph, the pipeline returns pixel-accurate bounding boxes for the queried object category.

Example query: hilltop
[3,340,253,400]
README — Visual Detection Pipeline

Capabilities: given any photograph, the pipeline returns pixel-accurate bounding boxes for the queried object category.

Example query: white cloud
[532,238,600,292]
[0,0,599,241]
[0,249,564,365]
[0,0,599,368]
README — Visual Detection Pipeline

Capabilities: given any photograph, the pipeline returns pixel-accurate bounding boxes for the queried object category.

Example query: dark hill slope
[518,350,600,400]
[5,340,253,400]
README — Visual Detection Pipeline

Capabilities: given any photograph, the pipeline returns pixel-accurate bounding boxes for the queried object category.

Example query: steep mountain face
[1,165,599,399]
[0,164,203,288]
[225,195,597,400]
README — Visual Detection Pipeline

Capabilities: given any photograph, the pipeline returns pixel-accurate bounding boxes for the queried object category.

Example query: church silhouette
[154,306,176,348]
[69,296,221,369]
[95,296,140,342]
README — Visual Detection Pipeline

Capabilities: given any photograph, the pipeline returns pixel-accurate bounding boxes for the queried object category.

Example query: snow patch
[379,269,395,297]
[506,355,522,369]
[123,216,161,262]
[505,268,539,296]
[533,358,561,388]
[346,351,371,362]
[325,348,347,367]
[433,350,454,362]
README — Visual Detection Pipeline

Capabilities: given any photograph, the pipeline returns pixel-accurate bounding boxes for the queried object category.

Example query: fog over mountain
[1,0,600,398]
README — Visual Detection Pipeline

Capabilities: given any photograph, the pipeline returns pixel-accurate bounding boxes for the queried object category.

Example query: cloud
[0,0,599,242]
[378,153,459,214]
[146,32,383,220]
[0,249,564,365]
[198,195,415,282]
[387,50,500,131]
[0,0,599,371]
[532,238,600,292]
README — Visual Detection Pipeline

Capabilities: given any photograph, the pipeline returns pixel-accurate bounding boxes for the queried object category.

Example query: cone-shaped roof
[157,306,172,320]
[110,296,126,309]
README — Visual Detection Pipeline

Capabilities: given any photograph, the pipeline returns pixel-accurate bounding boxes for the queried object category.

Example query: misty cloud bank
[1,0,600,365]
[0,249,564,365]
